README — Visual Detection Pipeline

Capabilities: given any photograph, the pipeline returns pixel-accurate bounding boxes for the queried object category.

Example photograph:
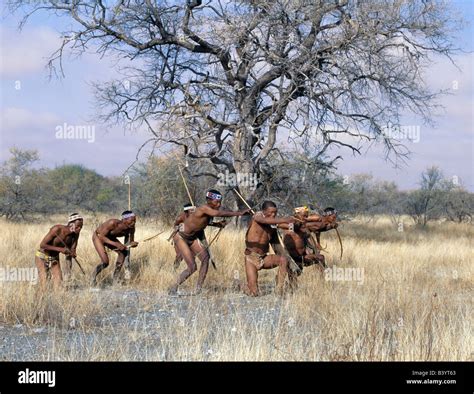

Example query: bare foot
[242,284,259,297]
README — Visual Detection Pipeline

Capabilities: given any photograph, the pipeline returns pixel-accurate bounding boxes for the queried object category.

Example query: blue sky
[1,1,473,190]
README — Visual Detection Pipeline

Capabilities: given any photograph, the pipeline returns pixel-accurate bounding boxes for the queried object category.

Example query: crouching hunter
[35,213,83,290]
[91,210,138,286]
[282,206,327,277]
[243,201,297,297]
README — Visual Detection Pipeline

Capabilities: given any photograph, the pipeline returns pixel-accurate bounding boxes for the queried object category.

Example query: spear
[177,164,195,206]
[125,231,165,248]
[54,231,86,275]
[139,231,165,243]
[128,179,131,211]
[176,162,218,269]
[166,163,194,243]
[194,221,226,269]
[112,230,165,251]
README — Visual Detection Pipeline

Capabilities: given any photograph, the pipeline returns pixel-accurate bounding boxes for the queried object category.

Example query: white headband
[183,206,196,211]
[206,191,222,201]
[121,212,136,219]
[68,214,83,223]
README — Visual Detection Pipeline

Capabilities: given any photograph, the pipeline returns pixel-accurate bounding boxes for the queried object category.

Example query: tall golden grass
[0,216,472,361]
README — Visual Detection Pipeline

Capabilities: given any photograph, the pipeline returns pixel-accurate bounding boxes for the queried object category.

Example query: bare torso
[40,225,77,257]
[245,213,277,255]
[283,228,309,257]
[181,206,213,236]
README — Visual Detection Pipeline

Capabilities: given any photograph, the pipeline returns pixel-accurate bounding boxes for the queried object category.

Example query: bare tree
[442,182,473,224]
[406,166,445,226]
[10,0,462,204]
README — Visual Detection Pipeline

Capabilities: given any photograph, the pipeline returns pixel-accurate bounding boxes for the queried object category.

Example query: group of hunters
[35,189,339,296]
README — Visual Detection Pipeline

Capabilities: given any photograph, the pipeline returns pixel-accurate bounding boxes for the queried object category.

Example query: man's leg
[113,251,127,284]
[243,256,260,296]
[168,235,197,294]
[123,250,132,280]
[92,236,110,286]
[34,256,48,291]
[261,255,289,295]
[123,234,131,280]
[63,257,73,283]
[50,262,63,290]
[287,268,299,292]
[199,236,216,270]
[286,255,303,292]
[173,242,183,271]
[191,240,209,293]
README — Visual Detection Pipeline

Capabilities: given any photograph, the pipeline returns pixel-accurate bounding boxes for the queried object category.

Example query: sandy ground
[0,285,292,361]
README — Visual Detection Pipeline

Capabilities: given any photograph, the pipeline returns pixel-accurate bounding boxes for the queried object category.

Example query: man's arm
[200,206,249,218]
[254,215,296,226]
[174,212,186,227]
[128,227,138,248]
[307,214,323,221]
[277,221,305,230]
[306,220,338,233]
[68,234,79,258]
[209,220,228,228]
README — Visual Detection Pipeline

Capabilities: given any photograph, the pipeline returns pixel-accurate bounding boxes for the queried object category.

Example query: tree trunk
[232,124,260,209]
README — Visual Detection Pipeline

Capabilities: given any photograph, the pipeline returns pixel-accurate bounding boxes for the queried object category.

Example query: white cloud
[0,25,61,77]
[1,107,60,131]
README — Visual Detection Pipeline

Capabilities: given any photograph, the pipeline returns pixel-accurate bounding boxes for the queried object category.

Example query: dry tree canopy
[9,0,462,200]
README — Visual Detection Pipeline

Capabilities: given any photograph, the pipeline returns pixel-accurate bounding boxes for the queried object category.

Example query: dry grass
[0,215,472,361]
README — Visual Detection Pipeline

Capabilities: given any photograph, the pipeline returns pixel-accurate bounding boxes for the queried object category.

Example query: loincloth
[244,249,267,270]
[177,231,199,246]
[35,250,59,268]
[196,230,205,241]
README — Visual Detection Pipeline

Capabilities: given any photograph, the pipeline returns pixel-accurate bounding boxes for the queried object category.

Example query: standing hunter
[169,189,249,295]
[172,203,226,270]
